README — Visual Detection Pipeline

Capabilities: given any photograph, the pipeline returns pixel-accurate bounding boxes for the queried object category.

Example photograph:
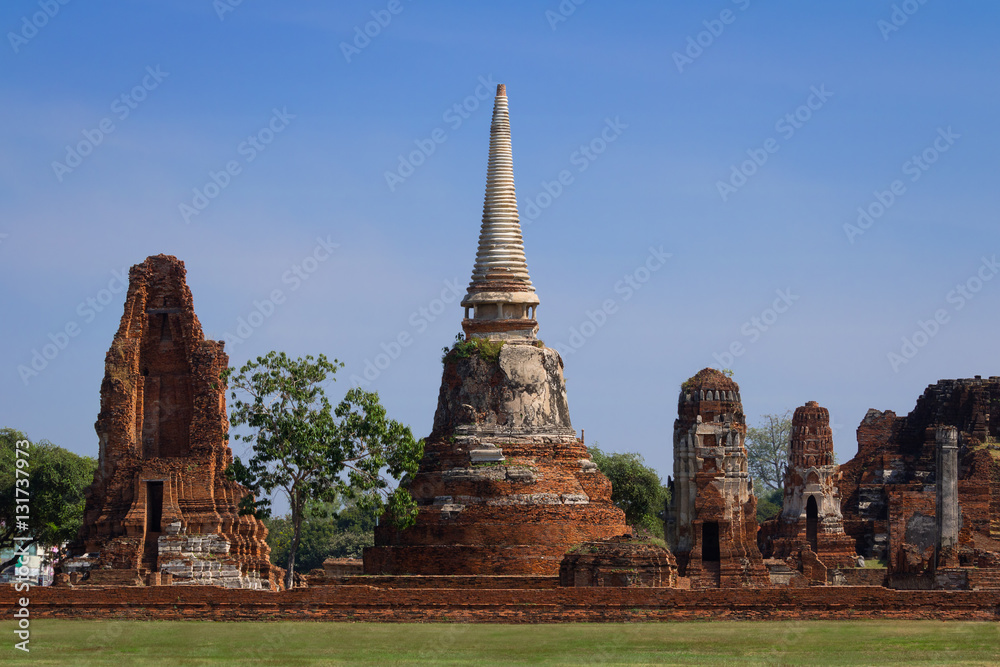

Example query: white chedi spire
[470,84,533,285]
[461,84,540,341]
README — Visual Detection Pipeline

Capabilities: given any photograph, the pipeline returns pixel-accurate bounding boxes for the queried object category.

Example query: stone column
[935,426,959,560]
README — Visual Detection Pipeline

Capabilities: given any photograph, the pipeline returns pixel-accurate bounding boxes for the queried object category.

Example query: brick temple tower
[69,255,275,588]
[365,85,628,575]
[762,401,856,568]
[666,368,769,588]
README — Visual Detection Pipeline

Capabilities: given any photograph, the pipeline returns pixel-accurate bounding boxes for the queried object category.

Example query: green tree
[264,494,377,574]
[756,488,784,523]
[0,428,97,572]
[223,351,423,589]
[587,446,669,537]
[745,412,792,494]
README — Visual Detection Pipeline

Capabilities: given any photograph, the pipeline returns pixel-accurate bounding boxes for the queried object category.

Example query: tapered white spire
[461,84,540,341]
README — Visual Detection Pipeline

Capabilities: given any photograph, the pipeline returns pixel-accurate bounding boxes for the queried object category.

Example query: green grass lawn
[3,620,998,666]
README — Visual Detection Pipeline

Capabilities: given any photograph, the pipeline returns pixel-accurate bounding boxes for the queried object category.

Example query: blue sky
[2,1,999,484]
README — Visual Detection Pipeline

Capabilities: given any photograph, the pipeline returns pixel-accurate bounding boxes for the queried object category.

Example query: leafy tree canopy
[223,351,423,588]
[745,412,792,495]
[756,488,784,523]
[264,493,377,574]
[0,428,96,572]
[587,446,669,537]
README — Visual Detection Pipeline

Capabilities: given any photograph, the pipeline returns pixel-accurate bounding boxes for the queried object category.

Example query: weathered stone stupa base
[366,341,629,576]
[366,433,628,575]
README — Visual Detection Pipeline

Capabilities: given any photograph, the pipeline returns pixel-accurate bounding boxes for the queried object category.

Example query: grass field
[3,620,998,666]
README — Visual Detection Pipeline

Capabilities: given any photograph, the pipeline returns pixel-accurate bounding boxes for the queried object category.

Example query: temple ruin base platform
[6,583,998,622]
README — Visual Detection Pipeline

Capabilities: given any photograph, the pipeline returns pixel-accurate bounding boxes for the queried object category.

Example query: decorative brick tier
[365,344,628,575]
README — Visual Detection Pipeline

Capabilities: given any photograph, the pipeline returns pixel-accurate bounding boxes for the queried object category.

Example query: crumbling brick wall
[837,377,1000,575]
[69,255,275,588]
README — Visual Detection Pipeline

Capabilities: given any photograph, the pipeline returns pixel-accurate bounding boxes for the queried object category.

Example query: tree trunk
[285,495,304,590]
[0,539,34,576]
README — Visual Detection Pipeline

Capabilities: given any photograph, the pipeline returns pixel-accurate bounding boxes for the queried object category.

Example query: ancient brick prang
[365,343,628,575]
[560,535,678,587]
[837,377,1000,579]
[69,255,275,589]
[665,369,769,588]
[761,402,856,568]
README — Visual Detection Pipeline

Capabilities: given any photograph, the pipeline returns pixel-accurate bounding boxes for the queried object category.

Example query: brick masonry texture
[68,255,275,588]
[760,401,857,568]
[666,369,770,588]
[560,535,678,587]
[365,343,629,575]
[4,585,997,622]
[836,377,1000,575]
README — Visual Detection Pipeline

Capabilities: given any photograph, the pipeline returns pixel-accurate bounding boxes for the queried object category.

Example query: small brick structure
[65,255,276,589]
[322,558,364,577]
[665,369,770,588]
[560,535,678,587]
[760,402,856,569]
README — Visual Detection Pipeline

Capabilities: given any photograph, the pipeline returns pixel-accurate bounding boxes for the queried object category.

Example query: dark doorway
[146,482,164,533]
[702,522,721,561]
[806,496,819,552]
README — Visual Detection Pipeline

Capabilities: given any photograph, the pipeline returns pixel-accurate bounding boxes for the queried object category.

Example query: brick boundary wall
[3,586,998,622]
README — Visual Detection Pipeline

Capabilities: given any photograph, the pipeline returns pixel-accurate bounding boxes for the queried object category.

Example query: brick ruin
[364,84,630,575]
[42,85,1000,614]
[835,376,1000,587]
[66,255,276,589]
[760,401,856,568]
[560,536,678,588]
[665,369,769,588]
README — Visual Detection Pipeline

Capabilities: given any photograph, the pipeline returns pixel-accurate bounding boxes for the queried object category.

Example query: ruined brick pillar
[364,86,628,575]
[69,255,275,588]
[666,369,769,588]
[935,425,960,564]
[763,401,856,568]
